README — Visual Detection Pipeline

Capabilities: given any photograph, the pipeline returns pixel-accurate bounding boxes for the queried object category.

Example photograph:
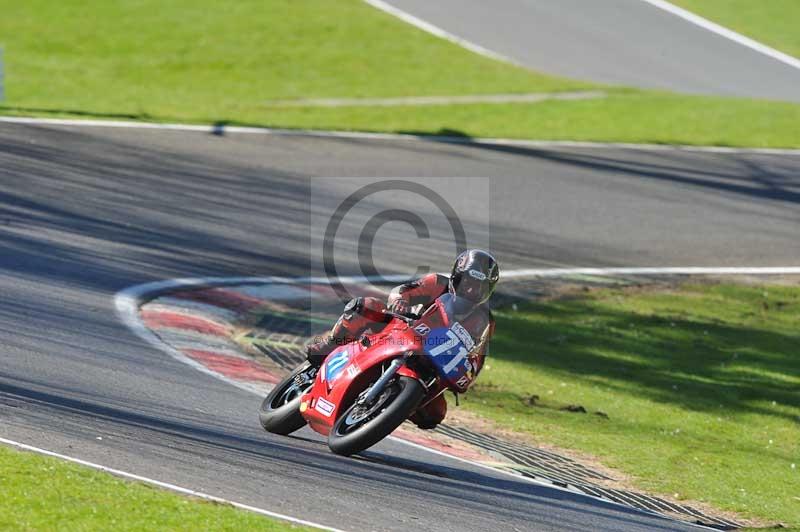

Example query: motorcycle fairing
[300,322,416,435]
[299,293,483,436]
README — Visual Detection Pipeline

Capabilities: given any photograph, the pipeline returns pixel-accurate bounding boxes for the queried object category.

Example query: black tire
[259,362,315,435]
[328,376,425,456]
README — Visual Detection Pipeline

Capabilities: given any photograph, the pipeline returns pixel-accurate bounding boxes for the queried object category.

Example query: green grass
[254,91,800,147]
[0,0,584,115]
[671,0,800,58]
[463,283,800,526]
[0,0,799,147]
[0,445,307,531]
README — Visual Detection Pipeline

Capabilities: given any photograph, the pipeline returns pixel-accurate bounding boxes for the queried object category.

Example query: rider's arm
[469,314,495,378]
[387,273,449,312]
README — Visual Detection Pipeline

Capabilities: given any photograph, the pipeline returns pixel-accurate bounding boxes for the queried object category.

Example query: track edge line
[0,436,347,532]
[2,115,800,155]
[640,0,800,70]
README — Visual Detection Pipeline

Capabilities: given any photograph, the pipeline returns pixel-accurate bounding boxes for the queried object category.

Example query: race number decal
[423,323,475,380]
[413,323,431,336]
[323,349,350,382]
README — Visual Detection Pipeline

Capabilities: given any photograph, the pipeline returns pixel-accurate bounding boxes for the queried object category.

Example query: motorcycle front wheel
[328,376,425,456]
[259,361,316,435]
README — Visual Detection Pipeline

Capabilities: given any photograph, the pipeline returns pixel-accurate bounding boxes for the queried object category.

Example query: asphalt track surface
[1,122,799,530]
[379,0,800,102]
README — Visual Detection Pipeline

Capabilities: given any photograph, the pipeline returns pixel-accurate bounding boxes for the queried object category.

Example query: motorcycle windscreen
[421,293,477,387]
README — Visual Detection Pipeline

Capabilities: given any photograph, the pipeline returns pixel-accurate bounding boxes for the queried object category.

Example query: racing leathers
[306,273,495,429]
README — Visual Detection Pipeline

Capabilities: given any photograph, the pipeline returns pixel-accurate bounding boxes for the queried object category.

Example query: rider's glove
[389,298,410,316]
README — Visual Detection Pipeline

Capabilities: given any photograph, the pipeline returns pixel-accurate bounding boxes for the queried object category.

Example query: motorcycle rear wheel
[328,376,425,456]
[259,362,315,435]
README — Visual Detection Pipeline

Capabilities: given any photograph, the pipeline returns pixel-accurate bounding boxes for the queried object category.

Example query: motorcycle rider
[306,249,499,429]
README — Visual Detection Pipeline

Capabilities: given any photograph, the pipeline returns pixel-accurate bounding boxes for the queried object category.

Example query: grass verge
[670,0,800,58]
[0,0,584,114]
[0,444,308,531]
[0,0,799,147]
[254,91,800,147]
[461,282,799,527]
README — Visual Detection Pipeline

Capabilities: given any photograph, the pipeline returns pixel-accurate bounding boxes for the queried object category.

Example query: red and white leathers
[307,273,495,429]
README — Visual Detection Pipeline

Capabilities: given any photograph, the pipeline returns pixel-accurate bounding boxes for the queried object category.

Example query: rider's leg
[306,297,387,365]
[410,393,447,430]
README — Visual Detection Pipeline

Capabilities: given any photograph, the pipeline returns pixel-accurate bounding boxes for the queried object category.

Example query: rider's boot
[305,336,338,366]
[410,393,447,430]
[306,313,350,365]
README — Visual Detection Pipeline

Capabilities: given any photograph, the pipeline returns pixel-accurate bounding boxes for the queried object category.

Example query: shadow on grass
[397,128,472,139]
[0,107,477,139]
[0,105,156,121]
[491,293,800,423]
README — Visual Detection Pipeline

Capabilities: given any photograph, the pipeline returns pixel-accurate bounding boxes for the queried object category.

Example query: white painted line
[0,436,346,532]
[363,0,523,67]
[3,115,800,155]
[232,284,323,301]
[366,0,800,74]
[115,281,271,396]
[0,115,256,133]
[113,274,417,395]
[264,91,606,107]
[640,0,800,71]
[502,266,800,279]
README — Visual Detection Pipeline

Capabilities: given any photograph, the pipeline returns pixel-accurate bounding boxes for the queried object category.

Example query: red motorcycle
[259,293,480,456]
